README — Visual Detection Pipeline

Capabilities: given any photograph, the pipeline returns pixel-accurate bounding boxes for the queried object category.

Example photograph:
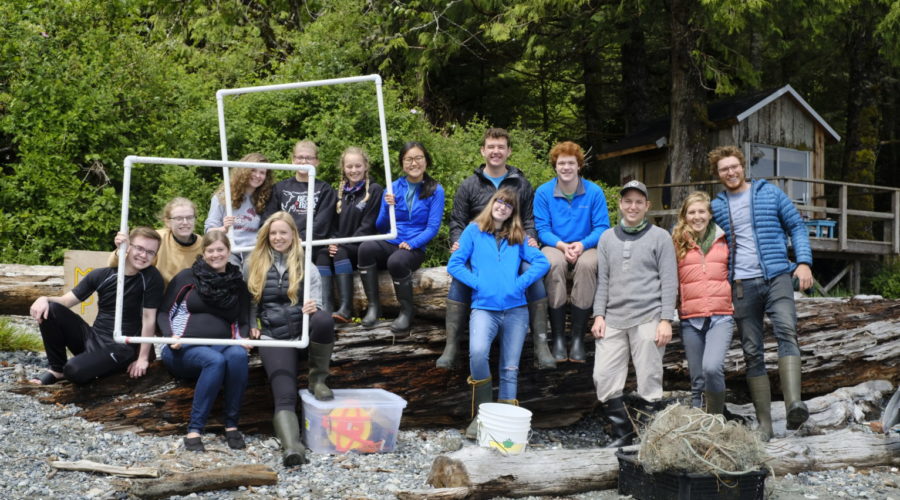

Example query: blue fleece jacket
[711,179,813,281]
[448,223,550,311]
[534,177,610,249]
[375,177,445,251]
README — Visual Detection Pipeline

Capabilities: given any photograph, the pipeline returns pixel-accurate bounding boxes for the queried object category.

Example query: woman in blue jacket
[357,141,445,333]
[448,188,550,439]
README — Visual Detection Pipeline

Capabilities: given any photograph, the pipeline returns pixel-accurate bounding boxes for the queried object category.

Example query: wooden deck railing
[644,176,900,256]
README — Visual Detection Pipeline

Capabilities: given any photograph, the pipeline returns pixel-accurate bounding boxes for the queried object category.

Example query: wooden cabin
[597,84,841,211]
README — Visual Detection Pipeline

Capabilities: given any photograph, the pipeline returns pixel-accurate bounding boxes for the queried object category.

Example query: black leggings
[314,243,361,270]
[357,240,426,279]
[39,302,135,384]
[258,310,335,413]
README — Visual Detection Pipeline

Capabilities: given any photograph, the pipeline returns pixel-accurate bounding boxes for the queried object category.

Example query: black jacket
[256,265,308,340]
[332,181,384,240]
[449,165,536,244]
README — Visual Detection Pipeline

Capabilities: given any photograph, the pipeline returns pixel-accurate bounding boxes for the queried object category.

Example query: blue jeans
[681,316,734,406]
[448,261,547,303]
[468,306,529,400]
[162,344,249,433]
[732,273,800,377]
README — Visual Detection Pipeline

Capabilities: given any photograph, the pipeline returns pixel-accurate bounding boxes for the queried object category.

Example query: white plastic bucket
[476,403,532,455]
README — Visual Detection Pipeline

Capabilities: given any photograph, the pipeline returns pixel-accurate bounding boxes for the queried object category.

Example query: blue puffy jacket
[448,223,550,311]
[711,179,812,281]
[375,177,445,251]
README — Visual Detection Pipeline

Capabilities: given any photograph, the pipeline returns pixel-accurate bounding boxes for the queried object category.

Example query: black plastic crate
[616,450,768,500]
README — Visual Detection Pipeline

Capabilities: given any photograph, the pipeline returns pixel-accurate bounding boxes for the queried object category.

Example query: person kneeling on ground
[29,227,164,385]
[158,231,252,452]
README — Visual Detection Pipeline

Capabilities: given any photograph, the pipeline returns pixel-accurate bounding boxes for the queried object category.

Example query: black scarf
[192,257,243,310]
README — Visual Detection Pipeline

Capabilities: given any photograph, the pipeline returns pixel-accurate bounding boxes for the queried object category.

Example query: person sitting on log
[534,141,610,363]
[246,211,336,467]
[204,153,273,271]
[438,127,556,370]
[709,145,813,440]
[357,141,445,333]
[29,227,164,385]
[157,230,252,452]
[672,191,734,415]
[317,147,383,323]
[111,197,204,285]
[448,188,550,439]
[591,181,677,447]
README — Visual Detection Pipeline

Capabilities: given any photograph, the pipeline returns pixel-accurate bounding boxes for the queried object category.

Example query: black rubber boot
[779,356,809,430]
[528,298,556,370]
[601,397,635,448]
[332,273,354,323]
[436,300,466,369]
[319,273,334,315]
[359,264,381,328]
[390,274,415,333]
[549,306,567,362]
[308,341,334,401]
[465,376,493,440]
[747,374,774,441]
[272,410,308,467]
[568,306,590,363]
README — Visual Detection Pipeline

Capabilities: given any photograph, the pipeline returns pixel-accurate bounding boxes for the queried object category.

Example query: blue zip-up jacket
[448,223,550,311]
[534,177,610,249]
[711,179,812,281]
[375,176,445,251]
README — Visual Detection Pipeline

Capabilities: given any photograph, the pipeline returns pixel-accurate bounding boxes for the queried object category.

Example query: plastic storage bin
[616,450,767,500]
[299,388,407,454]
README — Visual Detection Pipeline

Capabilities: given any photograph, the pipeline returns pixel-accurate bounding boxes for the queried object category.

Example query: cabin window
[746,144,810,204]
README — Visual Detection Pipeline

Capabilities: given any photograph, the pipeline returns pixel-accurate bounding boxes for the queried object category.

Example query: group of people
[27,131,812,463]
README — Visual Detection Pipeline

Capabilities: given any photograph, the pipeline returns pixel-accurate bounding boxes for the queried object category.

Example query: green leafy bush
[871,261,900,298]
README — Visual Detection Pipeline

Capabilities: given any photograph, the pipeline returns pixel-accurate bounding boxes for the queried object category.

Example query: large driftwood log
[0,264,64,315]
[128,464,277,499]
[7,297,900,433]
[409,430,899,499]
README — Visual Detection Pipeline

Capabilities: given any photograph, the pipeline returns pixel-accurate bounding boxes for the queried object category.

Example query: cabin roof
[598,84,841,160]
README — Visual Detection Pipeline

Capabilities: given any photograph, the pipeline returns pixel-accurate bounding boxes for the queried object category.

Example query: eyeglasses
[403,155,426,165]
[717,164,742,174]
[294,155,317,162]
[494,199,513,211]
[130,244,157,258]
[168,216,195,223]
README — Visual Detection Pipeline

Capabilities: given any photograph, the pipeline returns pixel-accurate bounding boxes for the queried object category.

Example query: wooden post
[839,184,848,251]
[893,190,900,255]
[851,260,861,295]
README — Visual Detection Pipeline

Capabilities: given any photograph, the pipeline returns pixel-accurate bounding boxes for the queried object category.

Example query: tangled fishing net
[637,404,769,475]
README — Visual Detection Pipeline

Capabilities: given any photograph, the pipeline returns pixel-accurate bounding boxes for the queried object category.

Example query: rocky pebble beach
[1,316,897,500]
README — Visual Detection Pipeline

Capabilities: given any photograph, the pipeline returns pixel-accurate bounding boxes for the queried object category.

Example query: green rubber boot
[464,376,493,440]
[704,391,725,415]
[308,341,334,401]
[747,374,774,441]
[272,410,308,467]
[779,356,809,430]
[436,300,466,369]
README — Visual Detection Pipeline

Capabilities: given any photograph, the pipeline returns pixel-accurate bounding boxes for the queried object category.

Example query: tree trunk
[8,297,899,435]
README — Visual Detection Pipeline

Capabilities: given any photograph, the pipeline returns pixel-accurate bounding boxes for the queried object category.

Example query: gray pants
[593,320,665,403]
[680,316,734,407]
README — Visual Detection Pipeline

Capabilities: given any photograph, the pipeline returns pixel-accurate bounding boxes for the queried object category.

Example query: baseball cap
[620,180,648,198]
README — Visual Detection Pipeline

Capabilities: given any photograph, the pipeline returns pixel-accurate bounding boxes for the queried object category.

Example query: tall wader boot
[568,307,591,363]
[704,391,726,415]
[465,376,493,440]
[779,356,809,429]
[390,274,415,333]
[272,410,308,467]
[359,264,381,328]
[332,273,354,323]
[601,397,635,448]
[436,300,467,369]
[747,374,774,441]
[319,274,334,315]
[308,341,334,401]
[528,298,556,369]
[549,307,568,362]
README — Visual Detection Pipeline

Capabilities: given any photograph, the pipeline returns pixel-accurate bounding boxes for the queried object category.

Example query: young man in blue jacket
[709,145,813,441]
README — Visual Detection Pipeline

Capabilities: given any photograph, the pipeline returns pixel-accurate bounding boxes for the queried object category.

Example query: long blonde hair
[672,191,712,261]
[336,146,371,214]
[214,153,273,212]
[472,188,526,245]
[246,212,305,304]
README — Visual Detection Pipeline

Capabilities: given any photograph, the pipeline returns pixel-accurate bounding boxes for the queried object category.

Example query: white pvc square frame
[114,74,399,349]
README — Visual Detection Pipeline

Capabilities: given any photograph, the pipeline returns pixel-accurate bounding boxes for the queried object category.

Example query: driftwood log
[5,262,900,433]
[127,464,277,499]
[401,382,899,499]
[0,264,64,315]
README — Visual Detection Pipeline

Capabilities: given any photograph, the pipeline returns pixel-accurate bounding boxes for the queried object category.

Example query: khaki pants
[541,247,598,309]
[592,320,665,402]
